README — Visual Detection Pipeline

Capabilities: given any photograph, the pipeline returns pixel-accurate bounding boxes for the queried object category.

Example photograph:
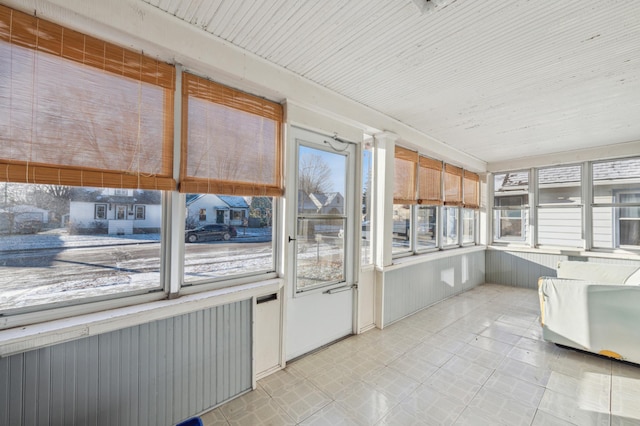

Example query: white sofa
[538,260,640,364]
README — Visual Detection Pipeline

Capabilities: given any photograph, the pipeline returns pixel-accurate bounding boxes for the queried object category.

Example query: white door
[286,127,357,360]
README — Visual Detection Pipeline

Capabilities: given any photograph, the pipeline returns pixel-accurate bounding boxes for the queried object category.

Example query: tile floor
[200,283,640,425]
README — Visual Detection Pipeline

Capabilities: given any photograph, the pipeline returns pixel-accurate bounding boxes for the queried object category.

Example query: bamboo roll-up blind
[418,156,443,205]
[463,171,480,208]
[393,146,418,204]
[180,73,283,196]
[0,5,176,190]
[444,164,463,206]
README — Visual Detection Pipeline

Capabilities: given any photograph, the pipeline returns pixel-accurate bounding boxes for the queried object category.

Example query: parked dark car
[185,224,237,243]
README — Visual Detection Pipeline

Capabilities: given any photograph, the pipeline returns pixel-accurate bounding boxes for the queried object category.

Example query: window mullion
[530,168,537,248]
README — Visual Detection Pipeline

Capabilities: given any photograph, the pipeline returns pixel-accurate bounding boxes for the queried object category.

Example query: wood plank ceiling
[140,0,640,164]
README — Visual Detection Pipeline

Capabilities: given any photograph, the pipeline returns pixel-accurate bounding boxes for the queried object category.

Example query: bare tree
[299,154,332,195]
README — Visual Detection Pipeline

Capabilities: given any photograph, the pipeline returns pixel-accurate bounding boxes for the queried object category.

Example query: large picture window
[0,183,163,314]
[0,6,173,318]
[180,73,282,285]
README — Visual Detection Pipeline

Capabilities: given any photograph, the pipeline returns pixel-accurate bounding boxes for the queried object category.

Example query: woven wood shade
[463,171,480,208]
[393,146,418,204]
[418,156,443,205]
[180,73,283,196]
[0,5,176,190]
[444,164,463,206]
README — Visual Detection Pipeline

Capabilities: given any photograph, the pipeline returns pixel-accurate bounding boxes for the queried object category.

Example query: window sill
[0,278,283,358]
[487,245,640,261]
[382,245,486,271]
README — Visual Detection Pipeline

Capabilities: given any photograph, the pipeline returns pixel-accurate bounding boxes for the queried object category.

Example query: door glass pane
[296,218,345,290]
[296,146,347,292]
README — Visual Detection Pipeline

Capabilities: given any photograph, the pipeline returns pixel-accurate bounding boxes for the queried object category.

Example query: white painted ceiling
[140,0,640,164]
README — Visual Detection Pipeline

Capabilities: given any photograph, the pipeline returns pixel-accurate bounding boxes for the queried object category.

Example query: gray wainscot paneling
[381,249,486,327]
[486,248,640,289]
[0,299,252,426]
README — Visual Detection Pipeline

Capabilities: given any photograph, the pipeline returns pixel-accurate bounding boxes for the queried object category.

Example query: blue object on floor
[176,417,203,426]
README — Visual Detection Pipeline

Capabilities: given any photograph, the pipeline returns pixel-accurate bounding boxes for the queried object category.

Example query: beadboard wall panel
[0,299,251,426]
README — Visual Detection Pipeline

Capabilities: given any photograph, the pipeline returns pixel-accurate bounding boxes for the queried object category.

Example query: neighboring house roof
[7,205,48,214]
[217,195,249,209]
[593,158,640,181]
[186,194,248,209]
[70,188,161,204]
[498,158,640,190]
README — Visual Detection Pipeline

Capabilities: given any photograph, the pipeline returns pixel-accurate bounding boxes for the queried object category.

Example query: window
[135,205,145,220]
[593,157,640,249]
[391,145,476,255]
[0,6,175,191]
[462,171,479,245]
[462,209,476,244]
[493,171,529,242]
[0,183,163,314]
[442,206,459,246]
[392,147,418,255]
[619,193,640,247]
[180,74,282,285]
[537,165,583,247]
[442,164,463,247]
[95,204,107,220]
[0,6,173,317]
[416,205,437,250]
[361,138,373,264]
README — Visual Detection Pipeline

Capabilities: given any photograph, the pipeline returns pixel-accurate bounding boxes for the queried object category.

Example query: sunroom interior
[1,0,640,425]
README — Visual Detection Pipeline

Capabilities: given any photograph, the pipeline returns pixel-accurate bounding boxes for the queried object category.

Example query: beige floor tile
[440,355,493,386]
[200,408,230,426]
[468,335,514,356]
[306,364,363,400]
[395,384,466,426]
[225,400,296,426]
[334,381,398,425]
[219,388,271,419]
[271,379,331,423]
[258,368,305,397]
[298,401,363,426]
[479,326,523,346]
[546,370,611,411]
[538,389,610,426]
[496,357,552,387]
[611,373,640,421]
[454,406,509,425]
[407,341,455,367]
[482,370,545,408]
[424,368,481,405]
[466,387,536,426]
[375,401,430,426]
[361,365,421,404]
[530,409,577,426]
[421,332,467,354]
[507,345,560,368]
[387,350,439,383]
[456,343,504,370]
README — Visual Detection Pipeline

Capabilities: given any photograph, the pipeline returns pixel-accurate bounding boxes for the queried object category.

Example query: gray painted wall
[486,249,640,289]
[382,250,486,326]
[0,300,252,426]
